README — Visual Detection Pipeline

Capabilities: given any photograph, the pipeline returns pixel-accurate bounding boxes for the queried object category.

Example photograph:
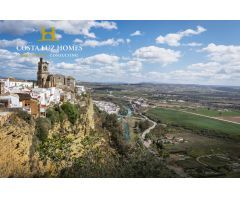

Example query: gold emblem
[38,27,56,42]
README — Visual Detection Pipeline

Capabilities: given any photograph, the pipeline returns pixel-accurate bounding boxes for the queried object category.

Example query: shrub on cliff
[46,108,60,125]
[102,114,127,155]
[61,102,79,124]
[16,110,33,124]
[35,117,51,141]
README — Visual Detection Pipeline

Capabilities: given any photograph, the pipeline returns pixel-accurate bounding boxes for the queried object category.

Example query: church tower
[37,58,49,88]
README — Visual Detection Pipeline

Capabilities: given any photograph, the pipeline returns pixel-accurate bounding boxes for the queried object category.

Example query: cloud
[93,21,117,30]
[0,49,39,79]
[126,39,131,44]
[0,49,38,66]
[50,43,240,84]
[1,38,239,85]
[156,26,206,46]
[138,43,240,85]
[185,42,203,47]
[202,43,240,64]
[0,20,117,38]
[0,39,28,48]
[76,53,120,65]
[142,68,234,85]
[73,39,83,44]
[130,30,142,36]
[53,54,126,81]
[196,43,240,75]
[166,43,240,85]
[0,48,143,82]
[74,38,125,47]
[52,53,145,82]
[133,45,181,66]
[125,60,143,72]
[187,62,220,70]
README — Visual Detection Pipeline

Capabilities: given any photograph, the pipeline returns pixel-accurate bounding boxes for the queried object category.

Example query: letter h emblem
[38,27,56,42]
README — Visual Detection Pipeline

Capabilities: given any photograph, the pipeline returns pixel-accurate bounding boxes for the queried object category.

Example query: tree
[35,117,51,141]
[16,110,33,124]
[61,102,79,124]
[138,120,150,132]
[102,114,127,154]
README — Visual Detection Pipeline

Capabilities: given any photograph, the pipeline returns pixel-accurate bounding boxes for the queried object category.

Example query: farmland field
[146,107,240,139]
[181,107,240,117]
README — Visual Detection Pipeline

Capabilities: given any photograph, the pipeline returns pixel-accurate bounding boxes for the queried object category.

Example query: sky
[0,20,240,86]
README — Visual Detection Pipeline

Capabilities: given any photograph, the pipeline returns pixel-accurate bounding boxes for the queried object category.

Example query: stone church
[37,58,76,91]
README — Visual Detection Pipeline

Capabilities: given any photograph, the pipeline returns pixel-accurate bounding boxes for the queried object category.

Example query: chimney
[40,57,43,63]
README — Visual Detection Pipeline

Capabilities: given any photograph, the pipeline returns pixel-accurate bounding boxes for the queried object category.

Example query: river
[118,107,132,141]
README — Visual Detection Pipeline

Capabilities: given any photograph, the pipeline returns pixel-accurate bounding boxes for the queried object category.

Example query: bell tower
[37,57,49,88]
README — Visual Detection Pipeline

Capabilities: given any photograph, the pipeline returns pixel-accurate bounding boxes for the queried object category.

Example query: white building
[93,100,120,114]
[30,87,61,116]
[0,94,21,108]
[30,87,61,107]
[48,87,61,104]
[133,98,148,108]
[31,88,49,107]
[0,78,33,94]
[0,78,33,88]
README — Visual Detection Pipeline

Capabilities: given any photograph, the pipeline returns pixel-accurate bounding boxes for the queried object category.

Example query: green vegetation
[199,156,229,169]
[147,124,168,141]
[34,101,178,178]
[146,107,240,139]
[38,134,73,162]
[36,102,82,141]
[94,105,128,155]
[135,119,151,132]
[35,117,51,141]
[119,106,128,116]
[103,114,127,154]
[46,102,83,126]
[60,137,177,178]
[46,105,66,125]
[183,107,240,117]
[61,102,80,124]
[60,130,120,178]
[16,110,33,124]
[118,146,177,177]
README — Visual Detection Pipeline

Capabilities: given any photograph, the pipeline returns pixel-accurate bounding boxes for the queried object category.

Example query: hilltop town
[0,58,86,121]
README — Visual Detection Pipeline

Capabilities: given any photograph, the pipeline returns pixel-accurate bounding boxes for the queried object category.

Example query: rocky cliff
[0,113,34,177]
[0,96,116,177]
[0,96,175,178]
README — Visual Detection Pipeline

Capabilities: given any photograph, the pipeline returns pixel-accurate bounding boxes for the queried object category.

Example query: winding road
[139,112,189,177]
[130,101,157,148]
[130,102,189,177]
[139,113,157,148]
